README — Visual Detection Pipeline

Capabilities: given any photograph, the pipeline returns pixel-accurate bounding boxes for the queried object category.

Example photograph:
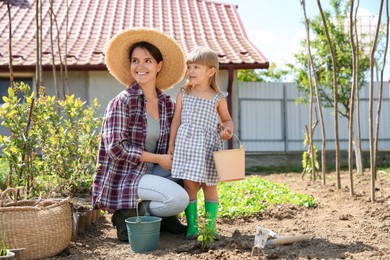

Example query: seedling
[197,214,217,250]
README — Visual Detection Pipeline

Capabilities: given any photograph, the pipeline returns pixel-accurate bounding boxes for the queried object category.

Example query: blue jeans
[138,165,189,217]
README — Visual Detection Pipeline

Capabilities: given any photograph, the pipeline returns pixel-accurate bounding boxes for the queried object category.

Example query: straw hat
[105,27,186,90]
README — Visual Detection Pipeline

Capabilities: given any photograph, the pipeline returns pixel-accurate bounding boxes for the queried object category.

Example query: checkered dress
[171,88,227,186]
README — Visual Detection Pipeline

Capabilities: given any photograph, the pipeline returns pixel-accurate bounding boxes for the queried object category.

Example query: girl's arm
[217,97,234,140]
[168,90,183,154]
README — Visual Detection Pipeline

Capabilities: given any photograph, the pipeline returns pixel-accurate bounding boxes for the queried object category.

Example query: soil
[50,170,390,260]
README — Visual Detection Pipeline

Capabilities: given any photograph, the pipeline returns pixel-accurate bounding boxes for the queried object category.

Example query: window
[0,77,33,104]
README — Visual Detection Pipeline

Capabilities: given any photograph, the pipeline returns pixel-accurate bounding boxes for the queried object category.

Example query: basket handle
[34,198,70,208]
[0,187,18,207]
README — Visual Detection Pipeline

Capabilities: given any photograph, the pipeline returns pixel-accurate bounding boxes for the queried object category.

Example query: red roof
[0,0,269,71]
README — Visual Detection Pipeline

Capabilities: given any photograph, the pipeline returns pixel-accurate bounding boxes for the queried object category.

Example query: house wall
[87,71,124,115]
[86,70,238,131]
[3,71,389,169]
[1,69,234,118]
[42,71,89,101]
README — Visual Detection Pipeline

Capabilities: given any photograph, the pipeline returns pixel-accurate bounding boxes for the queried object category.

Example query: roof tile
[0,0,268,70]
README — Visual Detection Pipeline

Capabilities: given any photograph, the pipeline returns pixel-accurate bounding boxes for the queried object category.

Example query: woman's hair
[128,41,163,63]
[186,46,220,92]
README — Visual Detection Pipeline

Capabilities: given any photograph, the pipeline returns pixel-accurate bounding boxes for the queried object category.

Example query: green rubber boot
[185,200,198,240]
[205,201,220,240]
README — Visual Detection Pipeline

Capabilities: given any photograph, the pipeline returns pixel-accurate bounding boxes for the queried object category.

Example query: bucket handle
[220,133,244,150]
[232,133,245,150]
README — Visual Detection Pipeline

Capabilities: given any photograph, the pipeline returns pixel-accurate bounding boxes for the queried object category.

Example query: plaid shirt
[92,82,175,210]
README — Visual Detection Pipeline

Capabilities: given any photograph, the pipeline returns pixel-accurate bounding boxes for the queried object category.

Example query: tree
[290,0,370,118]
[348,0,359,195]
[237,63,288,82]
[317,0,341,190]
[300,0,327,183]
[368,0,386,202]
[288,0,376,189]
[373,0,389,202]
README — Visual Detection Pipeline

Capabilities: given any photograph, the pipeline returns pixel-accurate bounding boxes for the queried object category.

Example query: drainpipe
[227,65,234,149]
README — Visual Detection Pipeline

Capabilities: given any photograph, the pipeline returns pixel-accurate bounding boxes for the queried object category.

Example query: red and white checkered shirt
[92,82,175,210]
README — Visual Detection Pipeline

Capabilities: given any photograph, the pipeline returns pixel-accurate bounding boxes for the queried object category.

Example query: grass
[380,166,390,173]
[196,175,316,218]
[197,164,390,218]
[246,165,302,174]
[2,156,388,218]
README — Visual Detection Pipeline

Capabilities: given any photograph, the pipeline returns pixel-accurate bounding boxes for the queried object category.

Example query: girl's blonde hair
[186,46,220,92]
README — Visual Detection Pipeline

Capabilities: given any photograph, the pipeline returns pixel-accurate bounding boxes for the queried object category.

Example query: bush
[0,82,102,197]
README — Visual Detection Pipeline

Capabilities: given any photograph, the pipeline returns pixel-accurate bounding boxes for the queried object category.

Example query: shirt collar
[128,82,164,101]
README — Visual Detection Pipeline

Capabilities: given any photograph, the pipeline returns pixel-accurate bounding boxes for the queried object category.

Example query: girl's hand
[218,123,233,140]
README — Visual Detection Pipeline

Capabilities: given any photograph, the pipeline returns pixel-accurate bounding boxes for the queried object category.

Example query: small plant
[197,214,216,250]
[302,132,320,178]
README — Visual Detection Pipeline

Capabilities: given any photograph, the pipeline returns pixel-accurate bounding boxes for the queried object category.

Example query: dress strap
[181,87,187,96]
[213,91,228,102]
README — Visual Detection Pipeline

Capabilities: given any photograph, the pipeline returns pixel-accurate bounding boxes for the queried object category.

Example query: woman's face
[130,47,163,86]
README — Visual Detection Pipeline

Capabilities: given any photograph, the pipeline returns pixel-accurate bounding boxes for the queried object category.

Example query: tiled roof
[0,0,269,71]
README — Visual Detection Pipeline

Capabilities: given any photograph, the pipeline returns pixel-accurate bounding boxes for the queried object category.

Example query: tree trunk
[6,0,14,87]
[35,0,41,92]
[49,0,59,101]
[6,0,14,187]
[354,10,363,174]
[317,0,340,189]
[64,0,69,95]
[374,0,389,193]
[353,139,363,174]
[369,0,385,202]
[300,0,327,182]
[39,1,43,89]
[347,0,357,196]
[52,7,65,99]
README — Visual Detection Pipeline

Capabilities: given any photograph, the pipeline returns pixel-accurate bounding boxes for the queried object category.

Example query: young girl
[169,46,234,240]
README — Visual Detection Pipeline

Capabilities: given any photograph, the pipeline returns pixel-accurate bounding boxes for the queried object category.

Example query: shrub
[0,82,102,197]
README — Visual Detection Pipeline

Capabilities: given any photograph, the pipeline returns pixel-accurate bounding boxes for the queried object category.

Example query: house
[0,0,269,139]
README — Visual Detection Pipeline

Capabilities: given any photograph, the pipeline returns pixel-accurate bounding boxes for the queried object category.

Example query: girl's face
[130,47,163,86]
[186,63,215,87]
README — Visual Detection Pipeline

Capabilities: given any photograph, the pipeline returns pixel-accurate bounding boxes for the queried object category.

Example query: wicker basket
[0,188,72,260]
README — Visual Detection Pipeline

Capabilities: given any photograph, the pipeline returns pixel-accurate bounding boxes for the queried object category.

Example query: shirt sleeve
[102,97,143,165]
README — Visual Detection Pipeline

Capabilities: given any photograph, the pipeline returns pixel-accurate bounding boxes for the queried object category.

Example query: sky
[220,0,384,67]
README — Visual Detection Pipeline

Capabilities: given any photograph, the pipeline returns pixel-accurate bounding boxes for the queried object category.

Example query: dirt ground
[50,170,390,260]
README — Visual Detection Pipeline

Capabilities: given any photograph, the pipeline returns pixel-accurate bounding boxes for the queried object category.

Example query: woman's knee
[172,187,189,211]
[138,174,189,214]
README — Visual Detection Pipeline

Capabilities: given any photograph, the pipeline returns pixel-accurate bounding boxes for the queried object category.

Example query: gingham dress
[171,88,227,186]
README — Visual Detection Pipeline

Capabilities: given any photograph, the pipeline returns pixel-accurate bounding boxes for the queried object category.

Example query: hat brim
[105,28,186,90]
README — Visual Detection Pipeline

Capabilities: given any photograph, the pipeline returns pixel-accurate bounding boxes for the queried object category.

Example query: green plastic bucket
[125,216,162,253]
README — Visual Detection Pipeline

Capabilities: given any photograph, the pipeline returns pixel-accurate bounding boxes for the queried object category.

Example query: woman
[92,28,189,242]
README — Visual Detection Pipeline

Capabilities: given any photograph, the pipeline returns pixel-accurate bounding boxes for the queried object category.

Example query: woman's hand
[157,154,173,170]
